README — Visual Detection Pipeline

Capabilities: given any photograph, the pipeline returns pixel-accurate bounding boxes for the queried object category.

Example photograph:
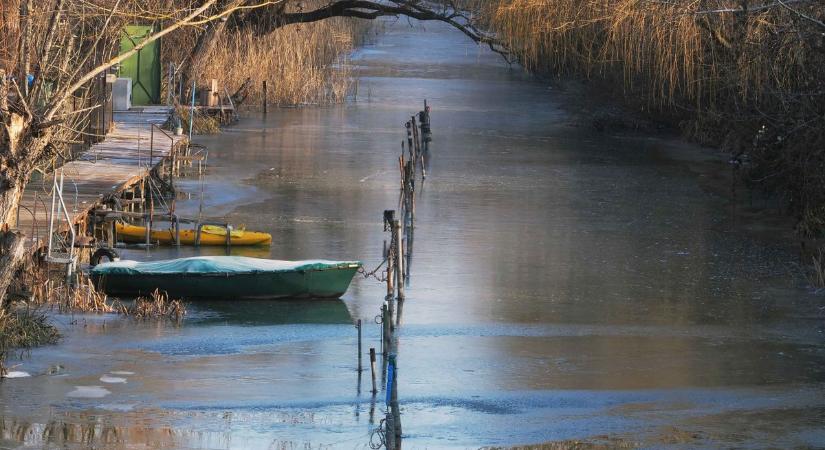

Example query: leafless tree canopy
[0,0,503,305]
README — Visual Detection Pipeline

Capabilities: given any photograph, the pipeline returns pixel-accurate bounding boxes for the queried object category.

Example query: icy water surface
[3,19,825,449]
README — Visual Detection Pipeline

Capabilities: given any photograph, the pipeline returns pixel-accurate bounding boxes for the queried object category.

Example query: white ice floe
[99,375,127,384]
[66,386,111,398]
[2,371,31,378]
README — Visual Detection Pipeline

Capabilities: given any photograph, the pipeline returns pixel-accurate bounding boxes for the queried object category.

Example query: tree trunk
[0,181,26,228]
[0,109,41,308]
[0,231,27,310]
[179,19,230,98]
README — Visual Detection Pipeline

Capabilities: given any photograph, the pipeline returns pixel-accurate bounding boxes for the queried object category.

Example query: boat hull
[92,266,360,300]
[115,223,272,246]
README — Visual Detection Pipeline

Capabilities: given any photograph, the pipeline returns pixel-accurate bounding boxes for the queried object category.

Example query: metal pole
[369,348,377,394]
[47,173,57,259]
[189,78,196,141]
[262,80,268,114]
[394,219,404,301]
[357,319,363,372]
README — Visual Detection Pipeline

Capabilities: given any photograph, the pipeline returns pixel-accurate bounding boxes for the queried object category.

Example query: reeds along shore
[164,12,370,106]
[467,0,825,240]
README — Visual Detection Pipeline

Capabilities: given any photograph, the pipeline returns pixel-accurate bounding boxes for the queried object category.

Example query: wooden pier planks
[16,107,184,245]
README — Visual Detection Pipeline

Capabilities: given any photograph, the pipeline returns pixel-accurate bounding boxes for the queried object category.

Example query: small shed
[119,25,161,105]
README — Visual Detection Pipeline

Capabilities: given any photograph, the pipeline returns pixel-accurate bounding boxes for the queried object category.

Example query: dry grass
[473,1,825,237]
[164,2,370,107]
[170,105,221,135]
[1,263,188,365]
[118,289,186,323]
[483,1,820,107]
[0,308,60,356]
[18,264,114,314]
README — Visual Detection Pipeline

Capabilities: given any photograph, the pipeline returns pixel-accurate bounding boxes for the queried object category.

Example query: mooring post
[174,215,181,247]
[386,237,395,300]
[405,121,413,161]
[369,347,377,394]
[357,319,363,372]
[410,115,419,163]
[169,149,175,191]
[390,354,402,440]
[385,411,396,450]
[108,220,115,248]
[394,219,404,301]
[382,302,390,356]
[262,80,268,114]
[385,357,396,450]
[149,178,155,245]
[144,213,150,246]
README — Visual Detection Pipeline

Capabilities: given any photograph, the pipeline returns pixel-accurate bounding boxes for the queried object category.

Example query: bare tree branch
[694,0,815,15]
[777,0,825,29]
[270,1,512,61]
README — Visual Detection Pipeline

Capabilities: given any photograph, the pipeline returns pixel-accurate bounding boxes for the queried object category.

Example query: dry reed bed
[476,0,825,237]
[164,5,369,106]
[1,261,186,363]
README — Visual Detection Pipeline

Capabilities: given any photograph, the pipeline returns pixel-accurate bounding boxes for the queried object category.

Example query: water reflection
[0,415,228,449]
[190,299,353,325]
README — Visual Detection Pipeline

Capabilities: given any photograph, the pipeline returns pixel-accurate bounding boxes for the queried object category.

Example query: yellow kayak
[115,222,272,246]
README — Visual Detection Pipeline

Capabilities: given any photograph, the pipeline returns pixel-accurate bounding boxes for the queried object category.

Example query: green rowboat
[90,256,361,300]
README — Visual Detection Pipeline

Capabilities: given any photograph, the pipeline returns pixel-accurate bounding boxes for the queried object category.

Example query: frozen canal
[2,18,825,449]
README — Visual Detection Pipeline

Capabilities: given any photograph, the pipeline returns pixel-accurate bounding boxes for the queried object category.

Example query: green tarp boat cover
[92,256,361,276]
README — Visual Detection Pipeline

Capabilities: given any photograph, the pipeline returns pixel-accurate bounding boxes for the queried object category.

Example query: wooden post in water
[149,177,154,245]
[390,354,402,440]
[369,347,377,394]
[385,412,396,450]
[405,121,414,161]
[394,219,404,301]
[357,319,363,372]
[262,80,268,114]
[382,302,390,356]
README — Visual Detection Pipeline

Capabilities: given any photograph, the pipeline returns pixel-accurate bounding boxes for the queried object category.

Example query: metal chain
[369,418,388,449]
[358,256,388,282]
[358,231,398,283]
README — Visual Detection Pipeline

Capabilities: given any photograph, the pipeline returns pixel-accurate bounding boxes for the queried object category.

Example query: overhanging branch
[264,1,513,62]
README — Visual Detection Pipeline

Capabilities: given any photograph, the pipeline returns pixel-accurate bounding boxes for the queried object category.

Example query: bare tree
[0,0,266,305]
[0,0,505,305]
[177,0,506,93]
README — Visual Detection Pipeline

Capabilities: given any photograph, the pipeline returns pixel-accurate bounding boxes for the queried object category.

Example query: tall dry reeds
[479,1,825,237]
[164,4,369,107]
[485,0,819,108]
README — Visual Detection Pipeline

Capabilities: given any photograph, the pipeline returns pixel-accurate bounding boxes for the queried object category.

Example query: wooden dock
[16,106,185,247]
